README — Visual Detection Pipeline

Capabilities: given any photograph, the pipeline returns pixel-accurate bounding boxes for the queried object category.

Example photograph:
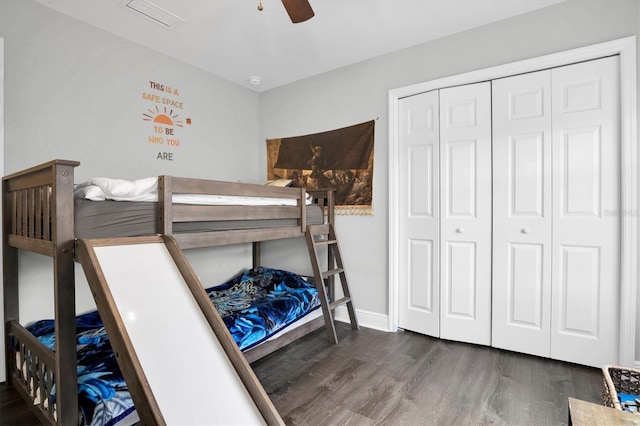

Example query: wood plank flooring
[1,322,604,425]
[0,382,40,425]
[251,322,604,425]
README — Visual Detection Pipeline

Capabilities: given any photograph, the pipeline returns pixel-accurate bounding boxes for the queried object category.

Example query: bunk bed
[3,159,358,426]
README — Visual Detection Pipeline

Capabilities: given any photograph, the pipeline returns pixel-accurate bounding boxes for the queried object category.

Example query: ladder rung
[308,224,330,233]
[329,297,351,310]
[314,239,337,246]
[322,268,344,279]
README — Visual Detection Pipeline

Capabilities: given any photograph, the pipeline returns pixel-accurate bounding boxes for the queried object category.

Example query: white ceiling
[34,0,566,92]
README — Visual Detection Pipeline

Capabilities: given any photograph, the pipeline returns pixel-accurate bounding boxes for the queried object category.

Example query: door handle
[456,227,464,233]
[521,228,530,234]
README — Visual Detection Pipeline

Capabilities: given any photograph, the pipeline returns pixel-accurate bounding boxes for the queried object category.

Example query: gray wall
[259,0,640,345]
[1,0,260,181]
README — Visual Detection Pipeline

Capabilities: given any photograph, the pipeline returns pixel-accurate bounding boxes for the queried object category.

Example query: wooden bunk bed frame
[2,159,357,425]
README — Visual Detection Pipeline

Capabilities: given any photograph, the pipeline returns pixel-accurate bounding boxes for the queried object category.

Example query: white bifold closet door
[397,83,492,346]
[439,83,492,345]
[492,56,620,367]
[492,70,554,357]
[397,89,441,337]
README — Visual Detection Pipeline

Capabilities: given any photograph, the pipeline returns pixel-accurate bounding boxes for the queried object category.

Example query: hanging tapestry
[266,120,375,215]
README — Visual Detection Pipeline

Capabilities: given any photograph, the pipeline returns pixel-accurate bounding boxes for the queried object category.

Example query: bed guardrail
[3,159,79,255]
[9,320,57,425]
[158,175,316,249]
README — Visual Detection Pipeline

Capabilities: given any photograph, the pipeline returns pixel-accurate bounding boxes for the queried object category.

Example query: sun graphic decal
[143,106,184,127]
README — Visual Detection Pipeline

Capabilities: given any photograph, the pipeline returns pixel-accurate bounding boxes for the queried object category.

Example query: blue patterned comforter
[208,266,321,350]
[23,267,320,426]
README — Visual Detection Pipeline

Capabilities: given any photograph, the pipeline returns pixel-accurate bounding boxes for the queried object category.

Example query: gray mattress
[74,198,324,238]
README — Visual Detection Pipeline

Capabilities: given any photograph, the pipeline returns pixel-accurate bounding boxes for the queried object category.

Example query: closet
[397,55,620,367]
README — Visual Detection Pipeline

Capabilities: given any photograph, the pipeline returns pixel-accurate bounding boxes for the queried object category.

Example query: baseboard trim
[334,306,390,332]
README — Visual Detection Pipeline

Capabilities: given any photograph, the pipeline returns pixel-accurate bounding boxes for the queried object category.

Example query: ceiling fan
[281,0,315,23]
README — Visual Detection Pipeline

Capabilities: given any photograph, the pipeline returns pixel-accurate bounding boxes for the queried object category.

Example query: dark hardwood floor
[251,323,603,425]
[0,382,40,425]
[1,323,604,425]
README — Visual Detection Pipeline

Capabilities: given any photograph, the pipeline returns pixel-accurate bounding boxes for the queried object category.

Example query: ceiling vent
[124,0,184,29]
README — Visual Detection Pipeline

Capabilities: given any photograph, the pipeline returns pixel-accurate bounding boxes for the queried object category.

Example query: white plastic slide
[76,235,283,426]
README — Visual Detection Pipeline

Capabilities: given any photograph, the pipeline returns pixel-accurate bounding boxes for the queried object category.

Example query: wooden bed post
[252,242,261,268]
[52,161,79,425]
[3,173,18,382]
[300,187,307,233]
[326,189,335,227]
[158,175,172,235]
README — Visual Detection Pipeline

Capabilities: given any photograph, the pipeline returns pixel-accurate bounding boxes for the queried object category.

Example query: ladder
[305,223,359,344]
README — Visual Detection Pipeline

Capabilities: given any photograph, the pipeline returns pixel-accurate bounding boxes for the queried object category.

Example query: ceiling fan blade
[281,0,314,23]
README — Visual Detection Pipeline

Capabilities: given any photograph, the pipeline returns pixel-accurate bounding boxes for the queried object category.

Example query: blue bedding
[22,267,320,426]
[208,266,321,351]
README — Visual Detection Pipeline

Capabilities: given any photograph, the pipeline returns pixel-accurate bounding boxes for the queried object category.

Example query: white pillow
[74,185,106,201]
[85,177,158,199]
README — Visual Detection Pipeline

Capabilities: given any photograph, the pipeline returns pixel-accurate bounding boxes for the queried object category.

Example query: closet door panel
[562,127,601,215]
[551,56,620,367]
[439,82,492,345]
[508,243,545,325]
[558,246,601,335]
[446,140,477,216]
[511,133,545,215]
[445,241,476,318]
[398,90,440,337]
[492,70,553,357]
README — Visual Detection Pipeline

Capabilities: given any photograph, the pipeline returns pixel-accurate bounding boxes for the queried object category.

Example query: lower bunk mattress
[14,267,320,426]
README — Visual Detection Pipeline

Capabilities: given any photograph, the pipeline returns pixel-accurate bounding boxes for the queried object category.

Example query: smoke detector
[249,76,262,86]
